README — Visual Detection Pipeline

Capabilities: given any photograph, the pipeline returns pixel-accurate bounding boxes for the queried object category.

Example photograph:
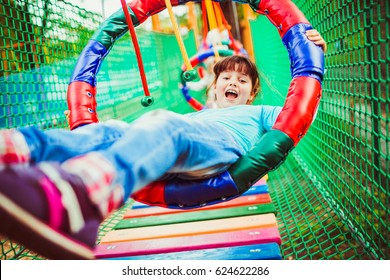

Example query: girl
[0,55,283,259]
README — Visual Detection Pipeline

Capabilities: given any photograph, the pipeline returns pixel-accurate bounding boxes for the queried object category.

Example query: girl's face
[213,66,254,108]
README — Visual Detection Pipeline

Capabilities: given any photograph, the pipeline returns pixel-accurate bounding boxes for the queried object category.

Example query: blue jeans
[19,110,243,199]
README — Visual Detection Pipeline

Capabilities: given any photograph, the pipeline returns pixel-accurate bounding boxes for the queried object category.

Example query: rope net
[1,0,389,260]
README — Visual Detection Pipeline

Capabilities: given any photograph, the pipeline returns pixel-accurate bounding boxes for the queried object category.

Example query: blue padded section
[164,171,240,209]
[131,182,268,209]
[69,40,108,86]
[282,24,325,82]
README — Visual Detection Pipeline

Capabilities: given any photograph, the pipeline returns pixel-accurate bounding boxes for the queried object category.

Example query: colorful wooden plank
[243,184,268,195]
[95,227,281,258]
[100,213,277,243]
[115,204,276,229]
[125,193,271,218]
[105,243,282,260]
[253,176,267,186]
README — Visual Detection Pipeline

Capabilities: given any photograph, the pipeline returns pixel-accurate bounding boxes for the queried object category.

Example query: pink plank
[253,177,267,186]
[95,227,281,259]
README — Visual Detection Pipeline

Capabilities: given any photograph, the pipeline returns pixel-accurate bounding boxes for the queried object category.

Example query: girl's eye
[240,79,247,83]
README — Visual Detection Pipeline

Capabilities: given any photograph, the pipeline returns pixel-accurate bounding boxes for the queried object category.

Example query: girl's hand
[64,110,71,128]
[306,29,327,53]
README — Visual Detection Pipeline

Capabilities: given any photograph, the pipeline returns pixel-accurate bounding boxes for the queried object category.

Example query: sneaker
[0,163,103,259]
[0,129,30,168]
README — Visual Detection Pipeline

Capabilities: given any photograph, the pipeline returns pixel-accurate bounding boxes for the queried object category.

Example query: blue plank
[242,185,268,196]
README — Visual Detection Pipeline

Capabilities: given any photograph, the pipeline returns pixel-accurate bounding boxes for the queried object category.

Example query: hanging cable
[215,3,241,53]
[120,0,154,107]
[201,1,209,49]
[213,1,224,28]
[204,0,221,61]
[164,0,197,82]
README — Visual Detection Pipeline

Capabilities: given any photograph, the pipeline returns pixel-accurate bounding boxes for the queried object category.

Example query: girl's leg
[2,109,244,211]
[64,109,244,202]
[0,119,130,259]
[0,110,243,259]
[0,120,128,167]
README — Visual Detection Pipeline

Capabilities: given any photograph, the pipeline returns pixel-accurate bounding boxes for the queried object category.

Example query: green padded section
[91,7,140,49]
[229,130,294,193]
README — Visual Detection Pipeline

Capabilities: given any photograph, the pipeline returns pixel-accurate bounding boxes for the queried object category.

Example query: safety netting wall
[1,0,389,260]
[251,0,389,259]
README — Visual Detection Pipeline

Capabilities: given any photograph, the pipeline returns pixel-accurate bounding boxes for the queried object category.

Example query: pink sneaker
[0,164,103,259]
[0,129,30,168]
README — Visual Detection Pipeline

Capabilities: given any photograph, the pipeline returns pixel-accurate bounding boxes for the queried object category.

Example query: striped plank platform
[95,176,282,260]
[95,227,281,258]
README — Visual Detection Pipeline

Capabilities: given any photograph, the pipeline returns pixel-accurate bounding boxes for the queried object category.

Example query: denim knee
[133,110,187,132]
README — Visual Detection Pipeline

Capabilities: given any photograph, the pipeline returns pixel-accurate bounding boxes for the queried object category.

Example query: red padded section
[66,81,98,130]
[128,0,181,24]
[272,77,322,145]
[257,0,309,37]
[131,181,167,207]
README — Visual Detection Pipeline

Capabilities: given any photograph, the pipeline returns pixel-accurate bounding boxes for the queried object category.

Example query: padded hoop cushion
[68,0,324,208]
[131,0,324,208]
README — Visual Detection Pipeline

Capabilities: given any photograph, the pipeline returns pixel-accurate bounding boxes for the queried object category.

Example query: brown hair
[211,55,261,101]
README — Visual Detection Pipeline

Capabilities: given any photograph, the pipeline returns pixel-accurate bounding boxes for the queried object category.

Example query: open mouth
[225,89,238,100]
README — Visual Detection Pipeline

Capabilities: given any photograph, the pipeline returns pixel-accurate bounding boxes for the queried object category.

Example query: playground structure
[0,0,389,260]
